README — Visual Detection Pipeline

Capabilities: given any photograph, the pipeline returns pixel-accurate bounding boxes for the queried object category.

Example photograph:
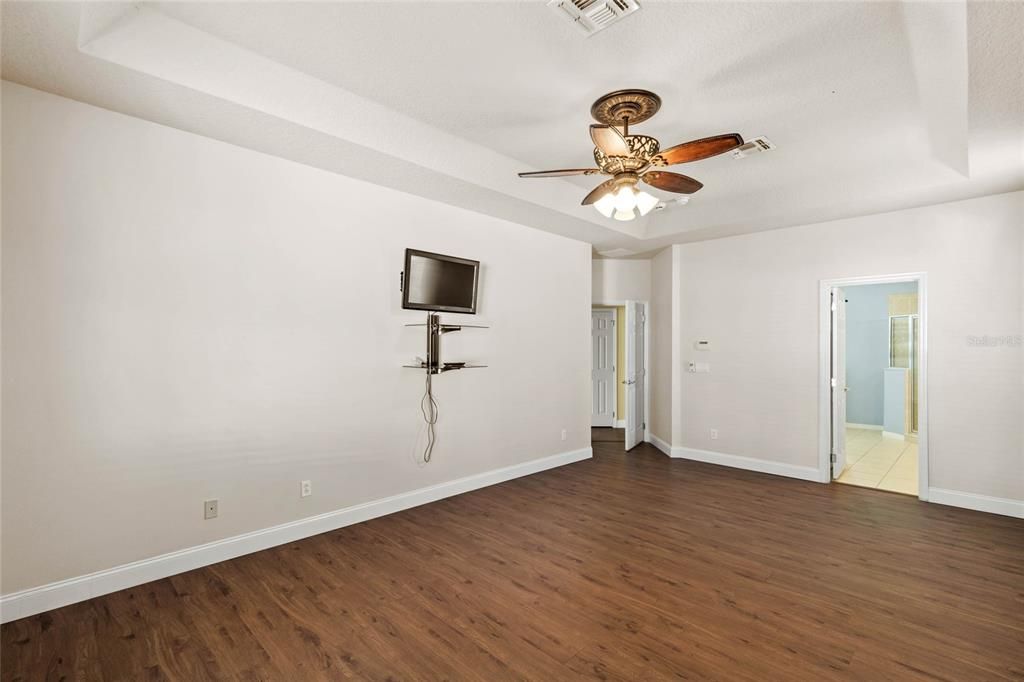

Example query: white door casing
[830,288,847,478]
[625,302,645,450]
[591,308,616,427]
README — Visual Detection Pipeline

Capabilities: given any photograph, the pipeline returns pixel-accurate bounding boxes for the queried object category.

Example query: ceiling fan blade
[518,168,603,178]
[590,125,631,157]
[653,134,744,166]
[641,171,704,194]
[581,178,618,206]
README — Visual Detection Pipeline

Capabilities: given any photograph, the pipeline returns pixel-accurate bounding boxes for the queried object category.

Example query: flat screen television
[401,248,479,314]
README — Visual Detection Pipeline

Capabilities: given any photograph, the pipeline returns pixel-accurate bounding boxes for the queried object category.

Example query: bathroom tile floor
[837,427,918,496]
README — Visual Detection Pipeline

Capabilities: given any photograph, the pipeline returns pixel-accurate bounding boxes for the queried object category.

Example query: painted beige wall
[673,191,1023,501]
[1,83,592,594]
[649,248,674,444]
[592,258,651,303]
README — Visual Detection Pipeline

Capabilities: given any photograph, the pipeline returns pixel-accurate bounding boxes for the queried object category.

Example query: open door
[624,302,646,451]
[830,288,847,478]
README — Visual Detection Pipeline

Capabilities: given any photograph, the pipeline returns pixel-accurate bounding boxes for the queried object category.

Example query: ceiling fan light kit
[519,89,746,222]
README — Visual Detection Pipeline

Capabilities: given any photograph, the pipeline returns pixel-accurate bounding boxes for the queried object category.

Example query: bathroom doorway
[820,274,928,498]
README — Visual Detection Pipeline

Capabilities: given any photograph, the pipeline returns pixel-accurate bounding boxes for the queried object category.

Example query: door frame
[591,307,617,427]
[817,273,929,500]
[594,299,651,446]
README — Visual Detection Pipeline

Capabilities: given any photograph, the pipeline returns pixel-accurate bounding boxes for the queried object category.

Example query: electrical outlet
[561,429,567,441]
[710,429,719,440]
[204,499,218,519]
[300,480,312,498]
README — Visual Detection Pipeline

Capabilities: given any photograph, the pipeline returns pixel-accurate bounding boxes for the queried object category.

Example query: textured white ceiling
[3,1,1022,254]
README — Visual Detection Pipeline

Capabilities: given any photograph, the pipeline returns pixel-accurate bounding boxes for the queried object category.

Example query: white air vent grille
[653,196,690,212]
[549,0,641,36]
[732,136,776,159]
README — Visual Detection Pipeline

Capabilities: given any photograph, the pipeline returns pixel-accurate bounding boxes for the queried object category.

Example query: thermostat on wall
[693,340,713,351]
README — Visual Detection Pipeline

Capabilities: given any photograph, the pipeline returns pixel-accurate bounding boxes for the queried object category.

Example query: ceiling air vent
[549,0,641,36]
[732,136,776,159]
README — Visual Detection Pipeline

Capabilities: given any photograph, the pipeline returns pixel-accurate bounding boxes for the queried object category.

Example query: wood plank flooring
[3,439,1023,680]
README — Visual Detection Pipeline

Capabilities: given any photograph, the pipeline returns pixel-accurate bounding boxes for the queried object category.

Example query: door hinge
[830,377,837,388]
[642,422,646,430]
[830,452,837,463]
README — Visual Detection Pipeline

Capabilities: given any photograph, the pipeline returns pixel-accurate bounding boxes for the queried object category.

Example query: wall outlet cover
[204,499,218,519]
[301,480,312,498]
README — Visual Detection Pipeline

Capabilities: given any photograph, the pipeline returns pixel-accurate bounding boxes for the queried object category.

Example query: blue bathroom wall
[844,282,918,426]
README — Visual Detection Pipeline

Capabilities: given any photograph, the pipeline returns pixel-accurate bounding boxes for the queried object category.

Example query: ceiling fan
[518,89,743,221]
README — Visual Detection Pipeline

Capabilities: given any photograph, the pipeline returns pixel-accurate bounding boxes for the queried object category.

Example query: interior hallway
[837,427,918,495]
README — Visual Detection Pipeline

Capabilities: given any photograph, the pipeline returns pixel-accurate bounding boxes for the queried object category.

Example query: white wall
[591,258,651,303]
[672,191,1023,503]
[0,82,592,596]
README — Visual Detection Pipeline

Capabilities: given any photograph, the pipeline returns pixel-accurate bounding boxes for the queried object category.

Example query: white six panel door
[591,309,616,427]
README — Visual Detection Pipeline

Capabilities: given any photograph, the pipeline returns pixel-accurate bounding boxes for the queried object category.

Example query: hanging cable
[420,372,439,462]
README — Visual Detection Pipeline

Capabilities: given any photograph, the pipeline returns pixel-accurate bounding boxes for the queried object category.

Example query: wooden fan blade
[590,125,631,157]
[582,178,618,206]
[518,168,603,178]
[653,134,743,166]
[641,171,704,194]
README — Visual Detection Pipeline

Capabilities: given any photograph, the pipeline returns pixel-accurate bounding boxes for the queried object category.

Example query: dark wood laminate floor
[590,426,624,443]
[4,441,1024,681]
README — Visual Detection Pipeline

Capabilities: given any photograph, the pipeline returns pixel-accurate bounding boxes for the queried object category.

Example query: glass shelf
[404,323,489,329]
[402,363,487,374]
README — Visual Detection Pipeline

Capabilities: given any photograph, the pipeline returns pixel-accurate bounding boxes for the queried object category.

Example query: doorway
[819,274,928,499]
[591,301,648,451]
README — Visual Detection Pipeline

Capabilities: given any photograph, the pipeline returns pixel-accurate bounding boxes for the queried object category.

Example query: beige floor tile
[836,431,916,496]
[878,476,918,495]
[871,438,909,457]
[837,470,885,487]
[849,450,904,475]
[887,454,917,478]
[845,440,875,464]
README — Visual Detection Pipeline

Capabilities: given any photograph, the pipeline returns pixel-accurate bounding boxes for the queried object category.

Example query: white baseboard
[614,419,626,428]
[649,434,673,457]
[0,446,592,624]
[846,422,882,431]
[671,446,821,482]
[928,488,1024,519]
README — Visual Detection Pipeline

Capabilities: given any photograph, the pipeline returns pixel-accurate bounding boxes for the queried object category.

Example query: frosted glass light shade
[635,191,659,216]
[592,184,657,221]
[594,192,617,218]
[613,186,638,212]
